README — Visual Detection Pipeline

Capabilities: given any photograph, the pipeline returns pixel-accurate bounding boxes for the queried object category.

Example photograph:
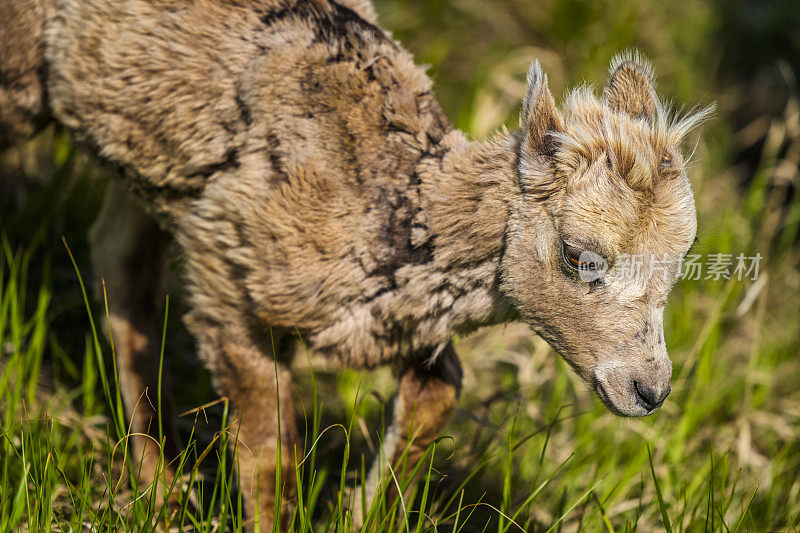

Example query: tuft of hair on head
[662,102,716,147]
[551,51,714,188]
[518,52,714,195]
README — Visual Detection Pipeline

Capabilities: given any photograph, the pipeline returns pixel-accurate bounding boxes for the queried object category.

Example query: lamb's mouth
[594,381,630,417]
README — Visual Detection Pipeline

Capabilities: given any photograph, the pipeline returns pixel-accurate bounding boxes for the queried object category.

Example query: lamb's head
[501,53,712,417]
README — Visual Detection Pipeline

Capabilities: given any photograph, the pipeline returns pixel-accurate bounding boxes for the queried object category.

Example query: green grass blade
[648,445,672,533]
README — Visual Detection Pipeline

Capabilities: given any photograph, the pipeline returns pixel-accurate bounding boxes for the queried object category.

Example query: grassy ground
[1,0,799,531]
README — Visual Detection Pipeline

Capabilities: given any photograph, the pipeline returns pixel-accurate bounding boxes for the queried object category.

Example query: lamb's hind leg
[89,180,180,499]
[354,343,463,525]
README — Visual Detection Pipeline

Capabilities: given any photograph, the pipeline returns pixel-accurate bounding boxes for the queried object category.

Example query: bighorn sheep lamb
[0,0,710,529]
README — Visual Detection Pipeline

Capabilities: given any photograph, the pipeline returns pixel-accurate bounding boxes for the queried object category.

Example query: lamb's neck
[416,129,523,330]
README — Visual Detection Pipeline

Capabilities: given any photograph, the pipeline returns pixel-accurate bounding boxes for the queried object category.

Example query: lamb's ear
[521,60,562,155]
[604,52,657,123]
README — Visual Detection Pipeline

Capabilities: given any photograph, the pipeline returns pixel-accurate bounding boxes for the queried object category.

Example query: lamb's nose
[634,381,670,411]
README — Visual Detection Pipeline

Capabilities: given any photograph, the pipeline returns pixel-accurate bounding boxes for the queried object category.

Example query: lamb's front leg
[190,322,299,533]
[354,343,463,525]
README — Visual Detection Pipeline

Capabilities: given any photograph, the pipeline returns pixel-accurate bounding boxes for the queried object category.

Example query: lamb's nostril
[633,381,670,410]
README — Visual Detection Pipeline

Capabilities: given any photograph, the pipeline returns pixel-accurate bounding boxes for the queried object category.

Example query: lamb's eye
[660,152,673,169]
[605,153,614,170]
[562,242,609,282]
[562,243,584,270]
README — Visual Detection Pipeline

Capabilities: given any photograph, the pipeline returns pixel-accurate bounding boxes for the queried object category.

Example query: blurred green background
[1,0,799,530]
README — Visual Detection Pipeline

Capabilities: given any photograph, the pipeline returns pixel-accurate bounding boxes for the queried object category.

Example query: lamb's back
[46,0,446,215]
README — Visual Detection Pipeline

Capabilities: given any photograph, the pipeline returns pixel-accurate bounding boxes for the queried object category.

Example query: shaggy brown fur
[1,1,711,529]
